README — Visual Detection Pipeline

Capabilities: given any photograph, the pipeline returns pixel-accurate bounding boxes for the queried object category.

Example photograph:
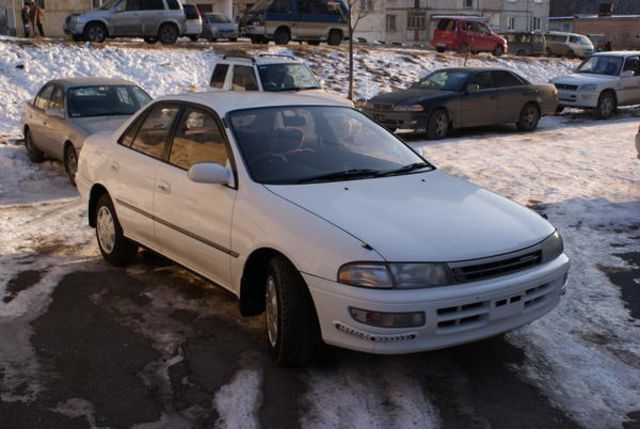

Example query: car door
[619,56,640,105]
[492,70,532,123]
[139,0,164,36]
[27,84,55,153]
[111,103,181,248]
[154,104,237,287]
[110,0,143,36]
[461,71,499,127]
[37,85,68,160]
[475,22,493,51]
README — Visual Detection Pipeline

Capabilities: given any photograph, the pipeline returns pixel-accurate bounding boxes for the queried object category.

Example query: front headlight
[363,100,374,109]
[540,230,564,262]
[338,262,453,289]
[393,104,424,112]
[580,83,597,91]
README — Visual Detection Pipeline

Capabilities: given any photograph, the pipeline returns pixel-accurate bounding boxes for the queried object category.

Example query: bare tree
[340,0,377,100]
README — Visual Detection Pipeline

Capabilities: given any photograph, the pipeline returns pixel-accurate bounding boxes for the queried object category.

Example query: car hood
[71,115,130,135]
[551,73,617,85]
[76,10,111,21]
[370,89,452,106]
[265,170,554,262]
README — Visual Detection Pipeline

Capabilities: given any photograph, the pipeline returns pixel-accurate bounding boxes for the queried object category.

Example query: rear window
[437,19,455,31]
[210,64,229,88]
[166,0,180,9]
[183,4,199,19]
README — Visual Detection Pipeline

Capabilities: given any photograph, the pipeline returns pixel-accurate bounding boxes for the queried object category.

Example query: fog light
[349,307,425,328]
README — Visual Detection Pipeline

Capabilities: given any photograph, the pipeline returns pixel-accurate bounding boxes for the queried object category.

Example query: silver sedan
[23,78,151,185]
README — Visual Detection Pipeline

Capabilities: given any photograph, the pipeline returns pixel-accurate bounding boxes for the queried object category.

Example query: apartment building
[356,0,550,44]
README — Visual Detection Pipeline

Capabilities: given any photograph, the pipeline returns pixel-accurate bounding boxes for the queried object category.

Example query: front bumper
[556,90,599,108]
[63,21,84,36]
[362,108,427,130]
[305,254,569,354]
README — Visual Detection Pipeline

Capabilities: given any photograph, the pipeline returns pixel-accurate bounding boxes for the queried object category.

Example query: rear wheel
[84,22,107,43]
[594,91,616,119]
[516,103,541,132]
[24,129,44,163]
[436,46,445,53]
[327,29,342,46]
[64,144,78,186]
[273,27,290,45]
[158,23,179,45]
[265,255,319,366]
[567,49,576,59]
[426,109,449,140]
[95,194,138,266]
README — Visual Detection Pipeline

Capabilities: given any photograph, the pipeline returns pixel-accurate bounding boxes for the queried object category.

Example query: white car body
[77,92,569,358]
[551,51,640,110]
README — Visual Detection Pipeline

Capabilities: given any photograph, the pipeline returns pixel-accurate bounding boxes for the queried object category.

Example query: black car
[362,68,558,139]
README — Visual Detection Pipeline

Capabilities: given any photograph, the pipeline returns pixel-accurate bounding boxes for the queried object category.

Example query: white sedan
[77,92,570,365]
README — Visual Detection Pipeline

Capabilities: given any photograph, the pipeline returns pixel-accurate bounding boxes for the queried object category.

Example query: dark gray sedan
[362,68,558,139]
[23,78,151,185]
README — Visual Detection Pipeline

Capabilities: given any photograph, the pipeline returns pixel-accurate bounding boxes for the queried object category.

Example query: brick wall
[574,17,640,50]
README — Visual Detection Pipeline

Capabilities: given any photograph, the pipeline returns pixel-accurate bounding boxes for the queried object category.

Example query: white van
[544,31,594,58]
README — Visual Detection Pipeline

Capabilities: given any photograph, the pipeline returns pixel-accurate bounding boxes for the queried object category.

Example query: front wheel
[265,255,319,366]
[84,22,107,43]
[516,103,541,132]
[158,23,179,45]
[594,91,616,119]
[273,27,290,45]
[327,29,342,46]
[24,129,44,163]
[64,144,78,186]
[493,45,504,57]
[426,109,449,140]
[95,194,138,266]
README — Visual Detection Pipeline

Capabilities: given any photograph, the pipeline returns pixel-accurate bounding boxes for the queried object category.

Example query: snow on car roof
[50,77,138,88]
[154,91,346,115]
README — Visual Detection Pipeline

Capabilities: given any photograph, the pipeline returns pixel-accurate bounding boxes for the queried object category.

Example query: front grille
[373,103,393,110]
[451,250,542,283]
[554,83,578,91]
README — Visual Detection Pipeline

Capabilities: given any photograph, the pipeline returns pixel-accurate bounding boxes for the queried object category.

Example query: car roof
[218,53,302,65]
[592,51,640,57]
[435,67,517,73]
[48,77,138,89]
[154,91,345,115]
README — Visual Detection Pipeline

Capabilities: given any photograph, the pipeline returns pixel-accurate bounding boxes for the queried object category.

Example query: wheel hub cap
[265,276,278,348]
[96,206,116,254]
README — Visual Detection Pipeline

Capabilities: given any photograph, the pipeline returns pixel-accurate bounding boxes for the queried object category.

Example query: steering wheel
[250,152,288,168]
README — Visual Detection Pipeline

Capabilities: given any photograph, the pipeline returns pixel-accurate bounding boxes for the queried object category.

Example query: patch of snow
[213,368,263,429]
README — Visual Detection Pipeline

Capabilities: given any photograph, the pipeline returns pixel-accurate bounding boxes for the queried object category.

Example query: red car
[432,17,508,56]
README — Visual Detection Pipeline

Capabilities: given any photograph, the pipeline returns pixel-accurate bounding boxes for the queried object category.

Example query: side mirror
[620,70,635,78]
[188,162,231,185]
[466,83,480,93]
[46,107,64,118]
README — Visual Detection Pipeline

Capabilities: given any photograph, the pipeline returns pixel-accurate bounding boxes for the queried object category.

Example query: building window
[361,0,373,12]
[463,0,473,8]
[507,16,515,30]
[386,14,396,31]
[531,16,541,31]
[407,12,426,30]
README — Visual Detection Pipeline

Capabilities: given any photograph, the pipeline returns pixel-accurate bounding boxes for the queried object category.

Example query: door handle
[157,181,171,194]
[110,161,120,172]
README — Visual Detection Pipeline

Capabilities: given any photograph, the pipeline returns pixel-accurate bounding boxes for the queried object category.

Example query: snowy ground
[1,39,639,428]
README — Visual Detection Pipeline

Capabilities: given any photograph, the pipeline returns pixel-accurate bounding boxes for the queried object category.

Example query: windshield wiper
[296,169,382,184]
[375,162,432,177]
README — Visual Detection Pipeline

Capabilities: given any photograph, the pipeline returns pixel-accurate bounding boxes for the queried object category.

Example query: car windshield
[412,70,472,91]
[67,85,151,118]
[576,56,623,76]
[228,106,433,185]
[577,35,592,46]
[101,0,120,10]
[257,63,321,92]
[207,14,231,23]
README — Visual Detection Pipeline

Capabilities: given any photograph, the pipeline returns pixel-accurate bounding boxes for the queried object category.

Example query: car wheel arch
[88,184,109,228]
[85,20,109,37]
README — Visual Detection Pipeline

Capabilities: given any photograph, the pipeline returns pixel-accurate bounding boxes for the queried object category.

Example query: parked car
[362,68,557,139]
[76,91,569,365]
[636,125,640,159]
[23,78,151,185]
[182,4,203,41]
[551,51,640,119]
[64,0,187,45]
[209,53,353,106]
[500,31,546,56]
[240,0,348,45]
[544,31,594,58]
[202,13,238,41]
[432,16,508,56]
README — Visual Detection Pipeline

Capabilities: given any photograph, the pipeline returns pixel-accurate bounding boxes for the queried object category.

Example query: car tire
[273,27,290,45]
[436,47,445,53]
[265,255,319,366]
[95,194,138,266]
[327,29,342,46]
[426,109,449,140]
[516,103,541,132]
[64,144,78,187]
[567,50,576,59]
[594,91,616,120]
[158,23,179,45]
[84,22,107,43]
[493,45,504,56]
[24,129,44,163]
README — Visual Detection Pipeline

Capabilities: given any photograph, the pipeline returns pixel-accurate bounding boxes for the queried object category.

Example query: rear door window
[492,71,523,87]
[437,19,454,31]
[49,86,65,111]
[470,71,493,89]
[166,0,180,9]
[210,64,229,88]
[34,84,54,110]
[623,56,640,76]
[142,0,164,10]
[130,104,181,159]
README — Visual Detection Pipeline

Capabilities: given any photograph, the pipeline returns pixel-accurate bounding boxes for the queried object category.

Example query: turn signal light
[349,307,425,328]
